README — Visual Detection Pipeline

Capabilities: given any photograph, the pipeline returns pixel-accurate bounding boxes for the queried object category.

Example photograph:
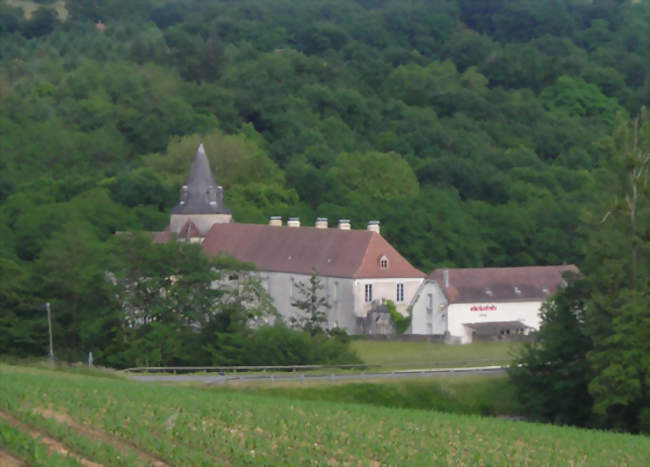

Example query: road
[126,365,506,384]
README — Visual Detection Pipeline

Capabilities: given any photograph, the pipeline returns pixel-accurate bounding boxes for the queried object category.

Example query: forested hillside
[1,1,649,362]
[3,0,649,268]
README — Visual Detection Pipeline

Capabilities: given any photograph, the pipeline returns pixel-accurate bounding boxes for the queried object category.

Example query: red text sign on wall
[470,305,497,312]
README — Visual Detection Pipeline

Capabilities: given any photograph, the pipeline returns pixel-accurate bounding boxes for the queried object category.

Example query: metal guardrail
[126,365,508,385]
[121,359,508,374]
[121,364,380,373]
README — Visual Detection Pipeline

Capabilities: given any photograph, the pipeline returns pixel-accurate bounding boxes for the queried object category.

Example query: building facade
[155,145,425,334]
[409,265,580,343]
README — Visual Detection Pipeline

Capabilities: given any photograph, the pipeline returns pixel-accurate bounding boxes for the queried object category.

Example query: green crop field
[1,365,649,465]
[351,339,519,368]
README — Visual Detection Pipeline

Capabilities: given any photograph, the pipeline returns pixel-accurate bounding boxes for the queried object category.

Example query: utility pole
[45,302,54,366]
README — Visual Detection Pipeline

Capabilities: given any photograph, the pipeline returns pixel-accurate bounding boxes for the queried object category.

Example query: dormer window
[514,286,522,296]
[207,186,217,206]
[485,288,493,297]
[542,287,549,295]
[379,255,389,270]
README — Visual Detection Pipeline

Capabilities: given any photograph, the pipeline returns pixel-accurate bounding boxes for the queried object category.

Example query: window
[364,284,373,302]
[396,283,404,302]
[378,255,389,269]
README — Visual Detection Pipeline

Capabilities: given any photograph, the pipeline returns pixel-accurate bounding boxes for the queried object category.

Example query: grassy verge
[218,374,520,416]
[0,357,124,379]
[351,339,520,368]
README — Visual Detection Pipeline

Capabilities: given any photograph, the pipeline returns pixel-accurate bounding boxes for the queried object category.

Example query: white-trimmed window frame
[396,283,404,302]
[364,284,373,302]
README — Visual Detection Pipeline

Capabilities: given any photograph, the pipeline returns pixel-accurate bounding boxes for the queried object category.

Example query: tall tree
[584,110,650,432]
[290,269,331,334]
[508,278,593,426]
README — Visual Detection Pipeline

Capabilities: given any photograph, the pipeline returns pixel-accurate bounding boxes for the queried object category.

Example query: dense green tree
[107,232,276,367]
[509,279,593,426]
[582,111,650,432]
[32,223,115,360]
[511,112,650,433]
[541,76,624,126]
[2,0,650,385]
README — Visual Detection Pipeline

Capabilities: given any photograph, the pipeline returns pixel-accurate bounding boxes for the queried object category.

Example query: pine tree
[290,269,331,335]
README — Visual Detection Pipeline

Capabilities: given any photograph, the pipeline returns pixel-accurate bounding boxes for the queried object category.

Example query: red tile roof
[429,265,580,303]
[152,228,172,243]
[201,223,425,279]
[178,220,201,239]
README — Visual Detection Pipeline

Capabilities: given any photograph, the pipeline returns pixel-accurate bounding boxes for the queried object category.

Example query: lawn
[1,364,649,465]
[351,339,520,368]
[222,373,521,416]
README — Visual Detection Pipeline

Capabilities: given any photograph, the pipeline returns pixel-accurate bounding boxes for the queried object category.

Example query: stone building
[155,145,425,334]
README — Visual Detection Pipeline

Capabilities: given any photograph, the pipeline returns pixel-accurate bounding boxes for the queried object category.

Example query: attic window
[514,286,522,296]
[207,186,217,205]
[379,255,389,270]
[180,185,188,204]
[485,288,493,297]
[542,287,550,295]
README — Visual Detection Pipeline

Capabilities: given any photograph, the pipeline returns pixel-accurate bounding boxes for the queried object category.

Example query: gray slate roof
[171,144,231,215]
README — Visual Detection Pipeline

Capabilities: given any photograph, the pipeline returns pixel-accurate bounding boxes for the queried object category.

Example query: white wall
[447,300,542,343]
[353,278,424,318]
[170,213,232,234]
[261,272,359,332]
[409,280,448,335]
[409,281,544,343]
[260,273,424,334]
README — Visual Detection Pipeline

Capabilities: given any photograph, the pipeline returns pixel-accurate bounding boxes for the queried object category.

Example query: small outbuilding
[409,265,580,343]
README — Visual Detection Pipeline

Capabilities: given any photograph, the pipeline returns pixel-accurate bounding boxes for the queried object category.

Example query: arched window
[378,255,389,270]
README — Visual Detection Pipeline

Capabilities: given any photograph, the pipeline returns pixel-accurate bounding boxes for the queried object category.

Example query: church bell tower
[169,144,232,236]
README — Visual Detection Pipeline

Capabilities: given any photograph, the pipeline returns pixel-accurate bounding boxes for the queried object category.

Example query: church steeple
[169,144,232,236]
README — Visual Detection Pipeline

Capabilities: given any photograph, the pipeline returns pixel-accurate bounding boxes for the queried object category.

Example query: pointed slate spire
[171,144,231,215]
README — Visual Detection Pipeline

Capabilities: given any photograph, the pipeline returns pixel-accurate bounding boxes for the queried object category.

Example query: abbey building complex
[153,145,577,342]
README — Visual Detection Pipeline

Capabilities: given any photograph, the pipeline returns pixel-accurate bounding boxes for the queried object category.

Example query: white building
[154,145,425,334]
[409,265,580,343]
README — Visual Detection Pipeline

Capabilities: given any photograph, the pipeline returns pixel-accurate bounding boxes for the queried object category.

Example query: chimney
[443,269,449,288]
[338,219,351,230]
[315,217,328,229]
[269,216,282,226]
[367,220,380,234]
[287,217,301,227]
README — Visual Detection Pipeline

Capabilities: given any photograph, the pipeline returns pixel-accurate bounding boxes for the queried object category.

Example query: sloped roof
[152,227,172,243]
[429,265,580,303]
[201,223,425,279]
[171,144,231,215]
[178,219,201,239]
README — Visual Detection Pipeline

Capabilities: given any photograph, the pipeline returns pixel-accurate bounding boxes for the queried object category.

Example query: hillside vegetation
[1,0,649,271]
[1,365,649,465]
[0,1,648,430]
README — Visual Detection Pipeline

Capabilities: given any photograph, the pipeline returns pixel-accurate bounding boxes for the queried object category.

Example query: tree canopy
[1,0,649,390]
